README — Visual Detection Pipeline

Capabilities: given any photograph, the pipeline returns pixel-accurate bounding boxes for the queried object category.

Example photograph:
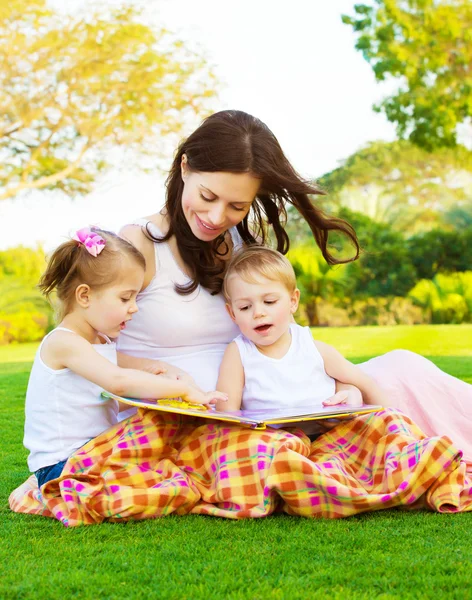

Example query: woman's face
[181,157,261,242]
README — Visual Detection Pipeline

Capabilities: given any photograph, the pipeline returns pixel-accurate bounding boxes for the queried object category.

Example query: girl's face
[84,259,145,339]
[181,157,261,242]
[225,274,300,349]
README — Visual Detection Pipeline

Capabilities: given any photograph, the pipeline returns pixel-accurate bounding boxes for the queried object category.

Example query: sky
[0,0,397,251]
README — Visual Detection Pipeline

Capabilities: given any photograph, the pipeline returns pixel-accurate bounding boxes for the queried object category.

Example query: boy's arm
[48,332,226,405]
[216,342,245,412]
[334,381,363,405]
[314,340,391,406]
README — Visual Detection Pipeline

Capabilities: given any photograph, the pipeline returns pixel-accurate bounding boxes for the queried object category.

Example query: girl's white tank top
[234,324,336,411]
[24,328,119,472]
[117,220,241,391]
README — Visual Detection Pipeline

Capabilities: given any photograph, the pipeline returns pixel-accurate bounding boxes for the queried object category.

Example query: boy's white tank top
[234,324,336,410]
[117,220,242,391]
[24,328,119,472]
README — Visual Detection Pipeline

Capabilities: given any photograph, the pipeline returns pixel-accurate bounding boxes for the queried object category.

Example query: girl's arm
[314,340,391,407]
[47,332,226,405]
[216,342,245,411]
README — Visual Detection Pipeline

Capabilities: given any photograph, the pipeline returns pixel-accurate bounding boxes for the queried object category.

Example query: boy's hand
[323,389,363,407]
[181,386,229,406]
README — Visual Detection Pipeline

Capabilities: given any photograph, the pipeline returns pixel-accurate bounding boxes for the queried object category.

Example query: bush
[408,271,472,324]
[297,297,426,327]
[0,311,48,345]
[346,297,426,326]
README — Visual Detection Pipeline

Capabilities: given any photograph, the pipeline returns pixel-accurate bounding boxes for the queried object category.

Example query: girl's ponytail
[38,241,81,300]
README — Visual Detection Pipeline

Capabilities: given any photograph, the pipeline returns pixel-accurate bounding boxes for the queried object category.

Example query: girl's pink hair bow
[72,227,106,257]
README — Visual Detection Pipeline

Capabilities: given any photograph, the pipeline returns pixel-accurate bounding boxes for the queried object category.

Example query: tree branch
[0,143,90,201]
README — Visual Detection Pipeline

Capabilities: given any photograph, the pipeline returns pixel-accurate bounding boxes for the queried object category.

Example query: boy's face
[225,274,300,347]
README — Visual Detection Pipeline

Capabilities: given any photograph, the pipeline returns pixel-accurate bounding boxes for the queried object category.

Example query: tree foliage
[339,209,417,298]
[318,140,472,233]
[0,245,47,285]
[408,228,472,279]
[0,0,217,201]
[343,0,472,150]
[287,245,350,326]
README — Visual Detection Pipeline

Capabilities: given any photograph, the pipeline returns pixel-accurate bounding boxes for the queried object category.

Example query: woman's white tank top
[234,324,336,410]
[24,328,119,472]
[117,220,241,391]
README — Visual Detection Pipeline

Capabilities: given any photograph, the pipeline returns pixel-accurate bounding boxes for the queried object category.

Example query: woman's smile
[194,213,225,236]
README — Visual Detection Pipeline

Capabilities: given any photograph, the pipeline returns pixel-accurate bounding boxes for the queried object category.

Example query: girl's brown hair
[151,109,359,296]
[38,228,145,320]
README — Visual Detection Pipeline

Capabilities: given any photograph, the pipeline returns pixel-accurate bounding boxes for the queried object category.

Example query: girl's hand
[322,389,363,407]
[181,386,229,406]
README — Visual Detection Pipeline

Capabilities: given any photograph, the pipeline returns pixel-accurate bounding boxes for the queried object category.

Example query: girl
[216,246,389,415]
[25,227,226,488]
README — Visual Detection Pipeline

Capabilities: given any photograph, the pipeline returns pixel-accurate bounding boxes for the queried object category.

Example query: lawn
[1,325,472,600]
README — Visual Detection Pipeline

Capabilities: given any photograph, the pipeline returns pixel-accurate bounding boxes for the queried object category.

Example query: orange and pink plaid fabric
[9,408,472,526]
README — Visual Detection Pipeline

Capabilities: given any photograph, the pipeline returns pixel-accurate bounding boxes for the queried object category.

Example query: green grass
[1,326,472,600]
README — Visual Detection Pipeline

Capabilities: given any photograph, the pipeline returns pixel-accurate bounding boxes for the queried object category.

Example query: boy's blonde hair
[223,246,296,301]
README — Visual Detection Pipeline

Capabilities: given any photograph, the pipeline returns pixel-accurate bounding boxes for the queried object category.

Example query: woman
[118,109,472,463]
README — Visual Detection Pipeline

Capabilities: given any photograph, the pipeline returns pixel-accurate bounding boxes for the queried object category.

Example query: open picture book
[102,391,382,430]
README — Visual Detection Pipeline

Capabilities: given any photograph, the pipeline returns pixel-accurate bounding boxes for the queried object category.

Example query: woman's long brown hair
[151,110,359,295]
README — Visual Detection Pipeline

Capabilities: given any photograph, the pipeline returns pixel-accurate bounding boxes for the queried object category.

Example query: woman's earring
[181,154,188,181]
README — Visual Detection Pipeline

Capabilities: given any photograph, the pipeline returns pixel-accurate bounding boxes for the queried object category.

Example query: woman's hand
[181,386,229,406]
[117,353,197,385]
[154,363,197,386]
[140,361,168,375]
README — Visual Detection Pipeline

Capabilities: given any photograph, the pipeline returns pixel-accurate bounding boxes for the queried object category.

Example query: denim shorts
[35,460,67,488]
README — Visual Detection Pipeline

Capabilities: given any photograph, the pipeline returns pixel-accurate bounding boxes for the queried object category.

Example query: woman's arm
[118,223,198,386]
[48,332,226,405]
[117,352,196,385]
[216,342,245,411]
[314,340,391,407]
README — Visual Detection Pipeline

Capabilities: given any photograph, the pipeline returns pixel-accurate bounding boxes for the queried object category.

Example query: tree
[318,140,472,233]
[408,228,472,279]
[343,0,472,150]
[444,202,472,229]
[338,209,418,298]
[0,0,217,201]
[288,245,351,326]
[0,245,47,285]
